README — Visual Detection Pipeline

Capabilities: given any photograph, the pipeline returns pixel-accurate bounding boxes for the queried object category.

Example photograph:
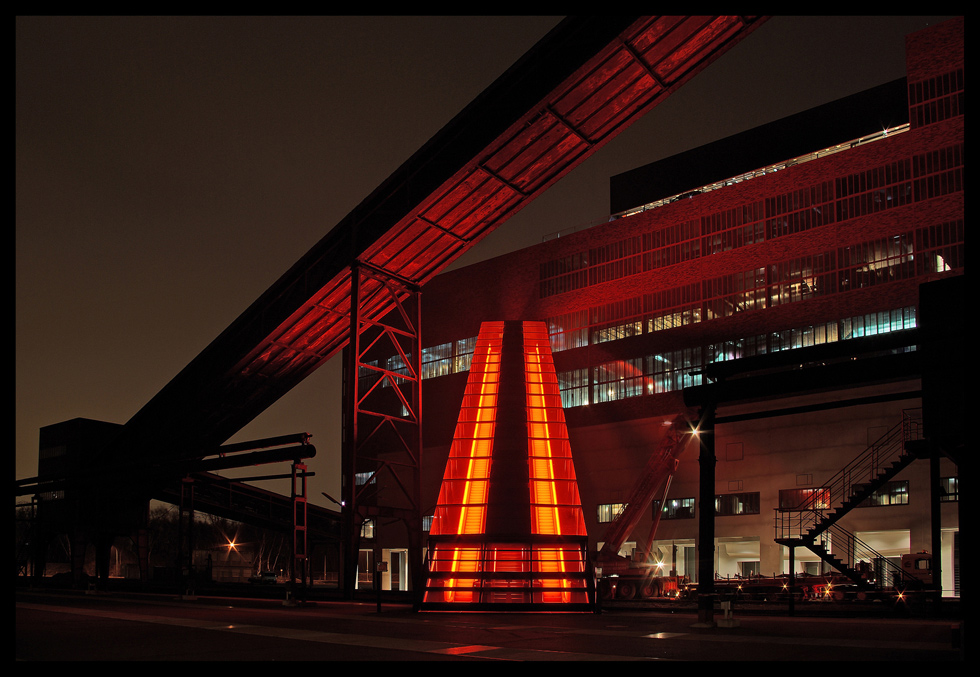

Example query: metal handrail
[774,409,925,588]
[815,521,915,589]
[775,409,922,540]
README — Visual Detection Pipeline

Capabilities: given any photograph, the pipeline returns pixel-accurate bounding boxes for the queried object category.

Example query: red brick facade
[407,18,963,583]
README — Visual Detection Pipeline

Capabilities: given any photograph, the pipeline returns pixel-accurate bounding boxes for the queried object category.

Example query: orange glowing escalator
[422,321,590,610]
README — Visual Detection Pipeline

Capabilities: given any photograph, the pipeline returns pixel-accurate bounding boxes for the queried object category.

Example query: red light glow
[424,321,589,607]
[524,322,587,604]
[428,323,502,602]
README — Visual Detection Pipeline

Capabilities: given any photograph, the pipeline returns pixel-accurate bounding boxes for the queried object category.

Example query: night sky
[16,16,953,504]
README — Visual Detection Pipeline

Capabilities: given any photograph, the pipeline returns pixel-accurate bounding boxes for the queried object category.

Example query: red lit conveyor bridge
[21,17,768,587]
[103,15,766,464]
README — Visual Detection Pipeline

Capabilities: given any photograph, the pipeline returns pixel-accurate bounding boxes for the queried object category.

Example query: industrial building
[24,17,781,598]
[353,17,963,605]
[19,17,962,614]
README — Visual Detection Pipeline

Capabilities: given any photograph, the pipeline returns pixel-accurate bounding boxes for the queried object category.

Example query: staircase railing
[806,520,918,589]
[775,408,922,540]
[774,409,925,588]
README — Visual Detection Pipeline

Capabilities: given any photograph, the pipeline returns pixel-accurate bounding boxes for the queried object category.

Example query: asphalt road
[15,588,964,662]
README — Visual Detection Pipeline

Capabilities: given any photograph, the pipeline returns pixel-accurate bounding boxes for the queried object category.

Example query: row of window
[597,492,762,521]
[369,477,953,540]
[546,220,961,354]
[615,124,911,224]
[557,306,917,408]
[593,477,959,525]
[541,69,965,296]
[539,141,964,298]
[362,336,479,385]
[909,68,964,129]
[372,303,919,405]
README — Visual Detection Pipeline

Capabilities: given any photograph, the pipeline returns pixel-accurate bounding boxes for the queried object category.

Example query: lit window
[715,492,760,516]
[597,503,627,523]
[778,487,830,510]
[654,497,695,519]
[354,472,376,486]
[857,480,908,507]
[940,477,958,502]
[360,518,375,539]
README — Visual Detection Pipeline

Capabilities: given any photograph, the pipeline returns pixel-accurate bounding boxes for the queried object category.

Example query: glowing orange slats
[430,354,498,535]
[523,322,586,540]
[425,321,590,606]
[428,323,504,602]
[524,335,570,602]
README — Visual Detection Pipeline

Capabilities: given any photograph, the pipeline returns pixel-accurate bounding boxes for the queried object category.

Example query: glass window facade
[539,134,963,300]
[940,477,958,502]
[555,307,916,408]
[778,487,831,510]
[544,217,958,353]
[597,503,627,523]
[654,497,695,519]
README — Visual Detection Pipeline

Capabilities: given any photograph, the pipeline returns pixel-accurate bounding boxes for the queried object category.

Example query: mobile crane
[595,414,695,600]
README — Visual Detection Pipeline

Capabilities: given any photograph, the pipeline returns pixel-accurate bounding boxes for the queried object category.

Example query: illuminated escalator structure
[423,321,590,610]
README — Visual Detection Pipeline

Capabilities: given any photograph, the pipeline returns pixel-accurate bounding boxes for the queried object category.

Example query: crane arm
[597,415,692,562]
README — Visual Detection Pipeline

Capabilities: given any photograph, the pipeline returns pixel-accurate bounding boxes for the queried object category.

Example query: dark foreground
[15,585,965,662]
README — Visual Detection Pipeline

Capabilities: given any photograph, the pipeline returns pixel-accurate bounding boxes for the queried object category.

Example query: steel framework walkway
[94,16,768,469]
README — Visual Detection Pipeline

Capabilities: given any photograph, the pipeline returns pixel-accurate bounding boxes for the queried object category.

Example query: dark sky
[15,16,954,502]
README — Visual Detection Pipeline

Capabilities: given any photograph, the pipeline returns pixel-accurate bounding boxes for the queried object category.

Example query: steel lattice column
[291,461,308,590]
[342,263,422,603]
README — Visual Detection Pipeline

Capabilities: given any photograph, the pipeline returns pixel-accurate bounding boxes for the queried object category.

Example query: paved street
[16,588,963,662]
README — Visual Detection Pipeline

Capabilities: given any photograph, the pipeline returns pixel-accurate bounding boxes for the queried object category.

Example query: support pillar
[29,498,48,584]
[788,545,796,616]
[292,460,309,592]
[71,529,87,588]
[133,500,150,585]
[94,534,112,590]
[177,476,195,595]
[929,450,942,612]
[695,401,717,627]
[342,262,422,602]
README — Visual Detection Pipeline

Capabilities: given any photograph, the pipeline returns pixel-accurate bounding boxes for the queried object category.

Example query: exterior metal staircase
[775,409,925,590]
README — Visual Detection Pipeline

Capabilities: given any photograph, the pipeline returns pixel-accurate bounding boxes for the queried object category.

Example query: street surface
[16,588,963,661]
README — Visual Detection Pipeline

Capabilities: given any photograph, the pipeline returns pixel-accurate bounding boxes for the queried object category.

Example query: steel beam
[90,16,769,472]
[342,263,422,600]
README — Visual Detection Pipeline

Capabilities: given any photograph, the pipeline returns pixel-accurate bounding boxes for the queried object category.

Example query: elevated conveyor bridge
[22,17,770,595]
[94,16,768,470]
